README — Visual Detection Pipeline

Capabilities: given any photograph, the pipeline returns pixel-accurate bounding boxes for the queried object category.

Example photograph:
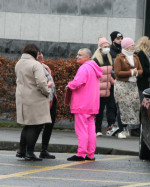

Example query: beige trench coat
[15,54,52,125]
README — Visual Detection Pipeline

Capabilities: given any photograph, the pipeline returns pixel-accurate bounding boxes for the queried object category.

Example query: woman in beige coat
[15,44,52,161]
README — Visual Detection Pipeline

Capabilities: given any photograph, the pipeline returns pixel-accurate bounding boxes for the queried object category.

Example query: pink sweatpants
[74,113,96,159]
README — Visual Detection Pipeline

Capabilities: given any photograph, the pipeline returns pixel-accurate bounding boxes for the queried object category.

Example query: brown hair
[22,44,40,59]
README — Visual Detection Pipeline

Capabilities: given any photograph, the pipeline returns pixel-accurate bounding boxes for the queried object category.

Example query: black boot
[16,148,26,158]
[16,151,26,158]
[25,152,42,161]
[39,150,55,159]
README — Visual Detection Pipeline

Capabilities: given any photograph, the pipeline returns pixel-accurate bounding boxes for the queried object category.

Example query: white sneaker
[118,131,127,139]
[124,127,130,137]
[106,124,119,136]
[96,132,103,136]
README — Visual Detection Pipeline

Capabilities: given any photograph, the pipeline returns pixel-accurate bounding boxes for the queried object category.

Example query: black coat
[136,50,150,91]
[110,44,121,61]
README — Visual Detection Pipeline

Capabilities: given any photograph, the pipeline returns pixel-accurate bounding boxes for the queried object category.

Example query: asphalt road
[0,151,150,187]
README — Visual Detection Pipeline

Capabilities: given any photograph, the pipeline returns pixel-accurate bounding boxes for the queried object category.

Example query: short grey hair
[79,48,92,58]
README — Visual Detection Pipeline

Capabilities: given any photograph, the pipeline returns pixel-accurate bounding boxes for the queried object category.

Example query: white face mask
[102,48,110,54]
[127,49,135,53]
[123,49,135,56]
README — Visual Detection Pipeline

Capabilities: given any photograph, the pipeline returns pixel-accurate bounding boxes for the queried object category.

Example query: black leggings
[95,86,117,132]
[117,106,127,132]
[41,96,57,148]
[19,124,43,153]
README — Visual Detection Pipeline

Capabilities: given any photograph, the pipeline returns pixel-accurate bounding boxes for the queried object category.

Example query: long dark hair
[22,44,40,59]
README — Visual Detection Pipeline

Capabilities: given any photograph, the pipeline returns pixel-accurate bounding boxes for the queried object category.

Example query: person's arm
[33,63,50,97]
[136,56,143,76]
[37,53,52,75]
[114,57,131,78]
[68,65,87,90]
[137,52,149,76]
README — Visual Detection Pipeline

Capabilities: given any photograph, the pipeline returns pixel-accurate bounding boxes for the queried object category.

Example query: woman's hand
[65,85,69,90]
[43,64,51,75]
[133,68,137,76]
[37,53,44,63]
[48,81,53,88]
[130,68,137,76]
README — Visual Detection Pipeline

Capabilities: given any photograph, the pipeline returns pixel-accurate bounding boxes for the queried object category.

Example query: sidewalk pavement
[0,127,139,156]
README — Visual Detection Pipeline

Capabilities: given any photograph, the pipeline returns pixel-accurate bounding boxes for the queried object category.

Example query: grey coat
[42,64,56,101]
[15,54,52,125]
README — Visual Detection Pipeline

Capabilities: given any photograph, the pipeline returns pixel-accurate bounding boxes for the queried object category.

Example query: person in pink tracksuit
[67,48,103,161]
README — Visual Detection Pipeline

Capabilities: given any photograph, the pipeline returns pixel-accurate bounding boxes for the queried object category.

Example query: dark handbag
[64,87,72,105]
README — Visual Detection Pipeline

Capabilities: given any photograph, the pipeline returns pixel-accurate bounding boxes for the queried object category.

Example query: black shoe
[85,155,95,161]
[39,150,55,159]
[25,152,42,161]
[67,155,85,161]
[16,152,26,158]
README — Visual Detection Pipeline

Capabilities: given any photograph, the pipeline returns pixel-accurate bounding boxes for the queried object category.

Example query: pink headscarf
[121,38,134,49]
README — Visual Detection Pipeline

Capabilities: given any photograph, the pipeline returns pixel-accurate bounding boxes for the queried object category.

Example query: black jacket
[136,50,150,91]
[110,44,121,61]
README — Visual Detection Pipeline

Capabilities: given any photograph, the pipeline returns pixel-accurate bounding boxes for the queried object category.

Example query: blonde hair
[98,35,104,40]
[92,46,112,66]
[135,36,150,55]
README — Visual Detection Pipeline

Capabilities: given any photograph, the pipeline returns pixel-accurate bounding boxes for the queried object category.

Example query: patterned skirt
[114,80,140,126]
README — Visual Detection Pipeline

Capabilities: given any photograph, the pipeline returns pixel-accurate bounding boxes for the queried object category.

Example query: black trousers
[41,96,57,150]
[95,86,117,133]
[117,109,127,132]
[19,124,43,153]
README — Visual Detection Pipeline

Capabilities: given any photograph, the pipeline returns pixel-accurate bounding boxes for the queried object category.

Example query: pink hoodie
[68,60,103,114]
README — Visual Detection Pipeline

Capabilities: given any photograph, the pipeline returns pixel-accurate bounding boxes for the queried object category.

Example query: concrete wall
[0,0,146,58]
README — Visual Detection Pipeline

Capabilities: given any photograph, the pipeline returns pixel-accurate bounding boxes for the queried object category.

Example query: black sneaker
[67,155,85,161]
[85,156,95,161]
[25,152,42,161]
[16,152,26,158]
[39,150,55,159]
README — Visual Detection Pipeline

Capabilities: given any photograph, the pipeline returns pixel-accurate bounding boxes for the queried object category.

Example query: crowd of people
[15,32,150,161]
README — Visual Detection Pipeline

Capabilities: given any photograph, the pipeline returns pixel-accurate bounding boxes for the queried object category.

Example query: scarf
[122,49,136,82]
[122,49,134,67]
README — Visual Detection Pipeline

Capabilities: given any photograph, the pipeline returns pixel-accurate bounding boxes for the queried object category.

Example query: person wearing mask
[135,36,150,102]
[110,31,123,62]
[37,53,57,159]
[92,37,118,136]
[109,31,126,137]
[67,48,103,161]
[114,38,143,138]
[15,44,52,161]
